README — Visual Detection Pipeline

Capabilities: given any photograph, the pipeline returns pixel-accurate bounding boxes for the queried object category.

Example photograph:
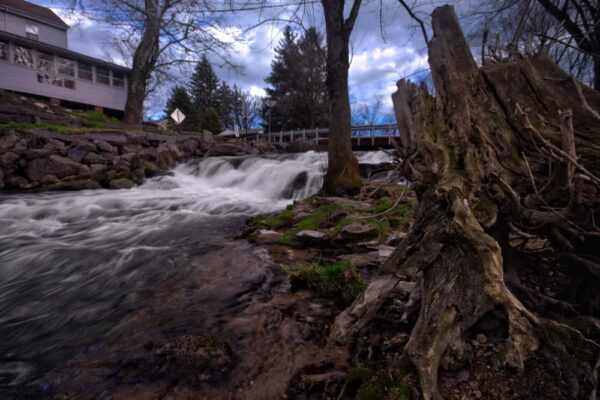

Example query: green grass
[75,110,109,123]
[281,203,340,245]
[284,259,365,307]
[0,121,72,133]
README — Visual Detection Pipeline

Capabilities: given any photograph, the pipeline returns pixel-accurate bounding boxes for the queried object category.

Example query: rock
[67,140,97,162]
[156,143,176,168]
[377,245,396,261]
[11,139,28,155]
[120,152,140,168]
[81,133,127,145]
[94,139,117,154]
[41,174,60,185]
[180,138,199,156]
[254,229,283,244]
[166,143,183,160]
[108,178,135,189]
[24,148,53,159]
[7,176,33,189]
[0,170,4,188]
[26,155,83,182]
[206,143,246,157]
[296,229,329,247]
[341,252,379,268]
[122,144,141,154]
[385,232,407,246]
[156,335,232,378]
[78,164,91,177]
[89,164,107,181]
[141,161,160,177]
[83,152,109,164]
[320,196,371,210]
[138,147,157,160]
[0,152,20,173]
[0,133,19,152]
[340,223,378,242]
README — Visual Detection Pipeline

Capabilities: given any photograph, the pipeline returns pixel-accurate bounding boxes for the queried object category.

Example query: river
[0,150,392,398]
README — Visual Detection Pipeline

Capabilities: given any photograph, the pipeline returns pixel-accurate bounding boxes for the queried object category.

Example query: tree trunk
[123,2,161,126]
[321,0,361,194]
[331,5,600,399]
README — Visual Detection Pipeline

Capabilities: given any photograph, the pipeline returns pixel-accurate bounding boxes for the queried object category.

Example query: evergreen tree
[164,85,195,131]
[261,26,329,131]
[199,107,222,134]
[190,55,220,120]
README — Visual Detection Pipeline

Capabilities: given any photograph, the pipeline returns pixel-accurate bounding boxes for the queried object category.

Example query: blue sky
[37,1,455,118]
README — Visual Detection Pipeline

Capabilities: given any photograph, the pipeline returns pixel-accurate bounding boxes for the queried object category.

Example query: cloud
[37,0,445,119]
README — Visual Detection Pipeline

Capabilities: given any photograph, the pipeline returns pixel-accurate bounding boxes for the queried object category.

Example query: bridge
[235,124,400,150]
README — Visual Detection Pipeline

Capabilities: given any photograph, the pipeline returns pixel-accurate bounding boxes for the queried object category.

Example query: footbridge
[238,125,400,150]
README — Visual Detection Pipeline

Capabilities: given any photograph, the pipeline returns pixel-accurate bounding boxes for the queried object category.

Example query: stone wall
[0,129,282,191]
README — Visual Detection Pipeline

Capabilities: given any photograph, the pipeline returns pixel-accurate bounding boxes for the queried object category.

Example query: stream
[0,151,392,398]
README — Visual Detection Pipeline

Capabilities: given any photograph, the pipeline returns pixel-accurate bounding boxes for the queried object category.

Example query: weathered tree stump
[331,5,600,399]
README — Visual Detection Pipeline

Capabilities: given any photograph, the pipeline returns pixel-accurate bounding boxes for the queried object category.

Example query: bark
[123,0,162,126]
[320,0,362,194]
[331,5,600,399]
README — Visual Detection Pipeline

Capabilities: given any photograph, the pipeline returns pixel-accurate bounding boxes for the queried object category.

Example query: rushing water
[0,150,389,394]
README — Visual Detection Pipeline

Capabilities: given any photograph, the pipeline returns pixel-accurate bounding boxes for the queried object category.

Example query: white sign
[170,108,186,125]
[234,125,240,138]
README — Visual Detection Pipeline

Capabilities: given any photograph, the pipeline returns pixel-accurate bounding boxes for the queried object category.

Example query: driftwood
[331,5,600,399]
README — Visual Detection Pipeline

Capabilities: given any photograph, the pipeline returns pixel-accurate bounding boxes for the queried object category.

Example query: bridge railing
[240,124,399,145]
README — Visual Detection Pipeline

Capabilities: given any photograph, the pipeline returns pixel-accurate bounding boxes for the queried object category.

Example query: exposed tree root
[330,4,600,399]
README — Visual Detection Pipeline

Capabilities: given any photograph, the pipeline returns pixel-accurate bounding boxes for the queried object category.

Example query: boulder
[24,148,53,159]
[26,155,83,182]
[0,152,19,174]
[108,178,135,189]
[156,143,176,168]
[254,229,284,244]
[206,143,246,157]
[340,223,378,242]
[11,139,28,156]
[41,174,60,185]
[120,152,140,168]
[142,160,161,177]
[7,176,34,189]
[0,133,19,153]
[296,229,329,247]
[94,139,117,154]
[122,144,141,154]
[138,147,157,160]
[89,164,107,181]
[67,140,97,162]
[0,170,4,189]
[83,152,109,164]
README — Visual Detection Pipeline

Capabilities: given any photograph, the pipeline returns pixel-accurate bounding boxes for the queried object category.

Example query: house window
[36,51,54,72]
[37,74,76,90]
[96,66,110,85]
[0,41,8,61]
[78,62,93,81]
[112,70,125,88]
[26,25,39,40]
[14,46,33,67]
[57,57,75,77]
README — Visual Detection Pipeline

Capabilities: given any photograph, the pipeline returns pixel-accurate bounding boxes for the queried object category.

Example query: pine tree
[261,26,329,132]
[190,55,220,120]
[199,107,222,134]
[164,85,195,131]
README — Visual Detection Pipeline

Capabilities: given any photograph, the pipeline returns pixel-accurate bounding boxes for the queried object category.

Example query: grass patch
[0,121,73,133]
[75,110,109,123]
[281,202,340,245]
[284,259,365,307]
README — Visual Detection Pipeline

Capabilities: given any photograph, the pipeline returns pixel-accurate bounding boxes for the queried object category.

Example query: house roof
[0,0,69,30]
[0,30,131,72]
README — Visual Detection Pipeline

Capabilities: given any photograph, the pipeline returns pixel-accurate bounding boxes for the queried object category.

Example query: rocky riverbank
[0,128,322,191]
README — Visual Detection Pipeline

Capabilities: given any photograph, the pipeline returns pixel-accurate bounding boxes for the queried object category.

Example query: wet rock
[8,176,33,189]
[26,155,83,182]
[254,229,284,244]
[138,147,157,160]
[340,223,378,242]
[296,229,329,247]
[156,335,232,379]
[24,148,53,159]
[0,170,3,188]
[83,152,109,164]
[108,178,135,189]
[120,152,140,169]
[141,160,160,177]
[156,143,176,168]
[207,143,246,157]
[89,164,107,181]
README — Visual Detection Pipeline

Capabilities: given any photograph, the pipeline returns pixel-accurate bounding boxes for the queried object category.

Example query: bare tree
[356,94,386,126]
[231,88,262,131]
[64,0,234,125]
[320,0,364,194]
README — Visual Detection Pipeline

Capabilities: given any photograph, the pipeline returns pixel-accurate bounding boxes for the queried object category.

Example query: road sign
[170,108,186,125]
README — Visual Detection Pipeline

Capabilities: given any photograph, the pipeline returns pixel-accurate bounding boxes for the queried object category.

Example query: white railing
[239,124,399,146]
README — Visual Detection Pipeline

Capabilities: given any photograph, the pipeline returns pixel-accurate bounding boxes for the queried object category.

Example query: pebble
[476,333,488,344]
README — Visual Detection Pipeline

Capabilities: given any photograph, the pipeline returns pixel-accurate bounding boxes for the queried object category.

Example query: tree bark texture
[331,5,600,399]
[321,0,362,194]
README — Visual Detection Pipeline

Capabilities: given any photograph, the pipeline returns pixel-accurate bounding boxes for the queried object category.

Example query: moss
[281,203,340,245]
[265,207,294,229]
[283,260,365,307]
[347,367,374,386]
[355,373,409,400]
